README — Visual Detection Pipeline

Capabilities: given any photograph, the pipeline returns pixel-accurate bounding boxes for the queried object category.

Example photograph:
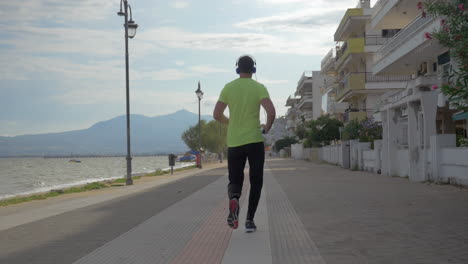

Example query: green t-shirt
[218,78,270,147]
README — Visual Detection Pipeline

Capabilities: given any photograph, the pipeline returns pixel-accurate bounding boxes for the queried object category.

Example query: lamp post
[117,0,138,185]
[195,81,204,169]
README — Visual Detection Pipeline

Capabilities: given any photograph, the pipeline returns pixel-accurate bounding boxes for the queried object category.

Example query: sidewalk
[1,158,468,263]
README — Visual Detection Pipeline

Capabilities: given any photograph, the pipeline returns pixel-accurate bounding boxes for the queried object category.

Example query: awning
[453,112,468,121]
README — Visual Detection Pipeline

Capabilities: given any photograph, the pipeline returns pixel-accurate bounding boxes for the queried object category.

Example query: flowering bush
[358,118,383,145]
[420,0,468,111]
[342,118,383,148]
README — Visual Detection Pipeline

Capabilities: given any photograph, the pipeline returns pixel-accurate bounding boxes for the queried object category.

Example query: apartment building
[369,0,465,182]
[320,46,348,120]
[285,71,324,136]
[324,0,411,123]
[264,117,288,147]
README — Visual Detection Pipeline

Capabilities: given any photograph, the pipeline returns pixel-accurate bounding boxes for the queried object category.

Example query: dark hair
[238,56,255,73]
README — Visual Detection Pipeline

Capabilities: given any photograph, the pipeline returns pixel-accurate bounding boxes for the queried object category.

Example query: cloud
[0,24,164,59]
[256,0,356,5]
[258,79,290,85]
[171,1,190,9]
[236,9,344,33]
[139,27,332,55]
[135,69,193,81]
[189,65,228,74]
[0,24,121,57]
[175,61,186,66]
[0,0,115,23]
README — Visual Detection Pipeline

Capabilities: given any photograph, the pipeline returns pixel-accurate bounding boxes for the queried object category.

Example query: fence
[317,135,468,186]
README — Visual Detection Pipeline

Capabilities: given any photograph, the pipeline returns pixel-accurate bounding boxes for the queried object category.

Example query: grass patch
[0,182,109,207]
[145,165,198,177]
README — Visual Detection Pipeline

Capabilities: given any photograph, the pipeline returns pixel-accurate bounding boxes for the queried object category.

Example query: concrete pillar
[385,108,399,177]
[341,140,350,169]
[421,92,438,180]
[407,101,423,181]
[374,140,383,173]
[381,110,389,175]
[350,140,359,170]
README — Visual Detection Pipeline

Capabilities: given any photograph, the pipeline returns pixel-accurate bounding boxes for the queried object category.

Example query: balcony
[343,109,368,123]
[285,95,299,107]
[301,112,314,121]
[334,7,371,41]
[373,15,444,74]
[321,48,336,75]
[297,92,313,110]
[365,72,411,90]
[336,72,365,101]
[371,0,421,32]
[295,71,313,96]
[335,72,411,102]
[409,75,439,92]
[335,38,365,69]
[324,76,338,93]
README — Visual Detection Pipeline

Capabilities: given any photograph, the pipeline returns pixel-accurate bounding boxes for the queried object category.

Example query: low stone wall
[318,135,468,187]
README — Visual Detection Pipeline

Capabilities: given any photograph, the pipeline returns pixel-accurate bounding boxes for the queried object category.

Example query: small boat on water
[178,155,196,162]
[69,159,81,163]
[178,150,199,162]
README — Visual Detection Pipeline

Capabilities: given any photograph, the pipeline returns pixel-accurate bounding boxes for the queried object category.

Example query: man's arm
[213,101,229,124]
[260,98,276,133]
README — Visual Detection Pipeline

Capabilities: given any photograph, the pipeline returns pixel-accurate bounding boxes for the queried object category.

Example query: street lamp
[117,0,139,185]
[195,81,204,169]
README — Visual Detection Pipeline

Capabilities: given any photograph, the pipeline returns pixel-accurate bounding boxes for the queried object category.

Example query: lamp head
[195,82,204,99]
[127,20,138,38]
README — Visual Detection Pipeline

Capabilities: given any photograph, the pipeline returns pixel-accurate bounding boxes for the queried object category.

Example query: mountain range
[0,110,212,157]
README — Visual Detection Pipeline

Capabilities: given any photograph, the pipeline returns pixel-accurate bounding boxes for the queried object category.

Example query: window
[437,51,450,65]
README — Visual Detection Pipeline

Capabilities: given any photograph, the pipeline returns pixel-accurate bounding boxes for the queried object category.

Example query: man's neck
[239,73,253,78]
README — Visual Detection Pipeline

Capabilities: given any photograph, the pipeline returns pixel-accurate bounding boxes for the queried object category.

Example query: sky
[0,0,361,136]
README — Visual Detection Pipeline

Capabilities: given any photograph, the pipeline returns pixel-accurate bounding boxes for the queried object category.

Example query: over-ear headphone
[236,55,256,74]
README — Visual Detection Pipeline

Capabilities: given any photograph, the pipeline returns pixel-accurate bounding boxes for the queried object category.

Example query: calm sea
[0,156,194,200]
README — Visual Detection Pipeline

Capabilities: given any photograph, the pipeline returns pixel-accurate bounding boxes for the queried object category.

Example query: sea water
[0,156,194,200]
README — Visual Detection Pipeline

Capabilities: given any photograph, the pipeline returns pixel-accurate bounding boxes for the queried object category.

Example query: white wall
[439,147,468,185]
[291,143,304,160]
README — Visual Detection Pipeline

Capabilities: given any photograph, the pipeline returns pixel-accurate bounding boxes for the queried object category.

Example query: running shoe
[227,198,239,229]
[245,220,257,233]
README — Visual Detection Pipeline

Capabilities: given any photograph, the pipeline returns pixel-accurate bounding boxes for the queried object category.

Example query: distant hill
[0,110,212,157]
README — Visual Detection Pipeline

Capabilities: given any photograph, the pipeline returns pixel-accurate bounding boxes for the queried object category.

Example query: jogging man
[213,55,276,232]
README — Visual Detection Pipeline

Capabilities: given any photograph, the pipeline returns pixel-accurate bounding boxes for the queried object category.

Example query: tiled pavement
[1,158,468,263]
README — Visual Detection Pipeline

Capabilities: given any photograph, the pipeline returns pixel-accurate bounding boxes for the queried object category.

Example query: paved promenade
[1,158,468,263]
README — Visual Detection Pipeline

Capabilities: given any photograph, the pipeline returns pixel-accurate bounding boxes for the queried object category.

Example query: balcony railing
[365,72,412,82]
[343,109,368,123]
[364,35,392,46]
[298,92,313,109]
[297,71,313,89]
[378,14,434,57]
[321,48,336,69]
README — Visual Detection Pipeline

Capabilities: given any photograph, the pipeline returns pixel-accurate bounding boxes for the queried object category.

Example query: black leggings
[227,142,265,221]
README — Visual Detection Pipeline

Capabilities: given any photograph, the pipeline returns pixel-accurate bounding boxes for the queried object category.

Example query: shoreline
[0,162,227,231]
[0,162,198,206]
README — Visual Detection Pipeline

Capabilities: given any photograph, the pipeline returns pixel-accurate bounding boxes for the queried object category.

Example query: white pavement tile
[222,185,272,264]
